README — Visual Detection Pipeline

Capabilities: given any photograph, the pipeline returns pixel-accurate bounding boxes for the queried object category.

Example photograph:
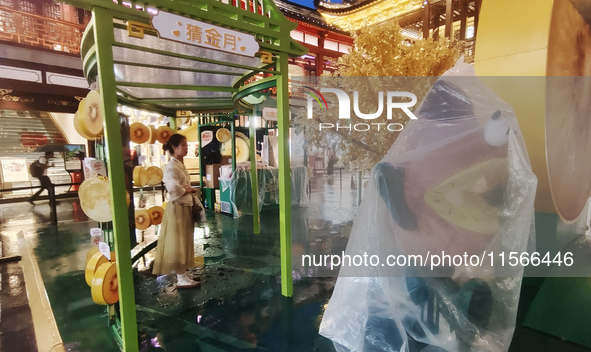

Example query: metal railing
[0,182,80,224]
[0,5,85,54]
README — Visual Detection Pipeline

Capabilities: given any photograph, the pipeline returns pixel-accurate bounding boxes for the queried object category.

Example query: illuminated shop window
[339,44,351,53]
[290,30,304,41]
[467,25,474,39]
[304,34,318,46]
[324,39,338,51]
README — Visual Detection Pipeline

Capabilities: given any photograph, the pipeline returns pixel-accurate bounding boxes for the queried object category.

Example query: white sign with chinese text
[83,158,106,179]
[98,241,111,261]
[90,227,103,245]
[262,108,291,121]
[151,11,260,57]
[0,158,29,182]
[201,130,213,147]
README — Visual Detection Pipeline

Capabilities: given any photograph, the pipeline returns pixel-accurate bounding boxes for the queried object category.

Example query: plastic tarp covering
[220,163,309,217]
[319,63,537,352]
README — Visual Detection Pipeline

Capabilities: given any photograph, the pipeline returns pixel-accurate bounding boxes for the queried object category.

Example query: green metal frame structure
[59,0,307,350]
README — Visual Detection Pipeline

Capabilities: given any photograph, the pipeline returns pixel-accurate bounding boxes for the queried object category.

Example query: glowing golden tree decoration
[296,22,459,170]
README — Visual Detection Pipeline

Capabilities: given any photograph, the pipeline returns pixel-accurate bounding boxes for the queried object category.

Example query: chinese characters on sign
[0,158,29,182]
[151,11,260,57]
[201,130,213,147]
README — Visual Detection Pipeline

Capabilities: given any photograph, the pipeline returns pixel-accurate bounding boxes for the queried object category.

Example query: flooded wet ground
[1,172,590,351]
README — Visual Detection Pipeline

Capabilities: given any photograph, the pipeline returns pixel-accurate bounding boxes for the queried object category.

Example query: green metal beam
[112,61,245,76]
[137,101,233,106]
[198,121,233,127]
[115,82,239,92]
[276,52,292,297]
[138,97,233,102]
[232,61,276,89]
[198,123,203,190]
[80,18,96,66]
[115,98,235,115]
[82,46,97,82]
[231,122,236,173]
[233,76,277,103]
[169,114,177,131]
[92,7,139,352]
[116,94,179,116]
[249,110,260,234]
[112,42,277,74]
[117,90,235,108]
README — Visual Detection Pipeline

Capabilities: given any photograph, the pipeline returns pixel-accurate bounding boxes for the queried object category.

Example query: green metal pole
[249,110,260,234]
[198,123,203,190]
[231,120,236,171]
[231,122,236,171]
[169,115,177,131]
[92,7,139,352]
[276,52,292,297]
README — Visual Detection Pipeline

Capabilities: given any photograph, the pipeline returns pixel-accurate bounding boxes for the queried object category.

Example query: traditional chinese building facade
[275,0,354,77]
[0,0,90,113]
[315,0,481,62]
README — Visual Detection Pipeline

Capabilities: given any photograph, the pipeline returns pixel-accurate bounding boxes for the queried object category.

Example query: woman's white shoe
[176,273,200,288]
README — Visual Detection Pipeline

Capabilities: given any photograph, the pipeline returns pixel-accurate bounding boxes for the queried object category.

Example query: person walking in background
[152,133,201,288]
[29,151,56,205]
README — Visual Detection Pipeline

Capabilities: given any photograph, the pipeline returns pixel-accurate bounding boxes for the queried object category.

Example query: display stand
[64,0,306,350]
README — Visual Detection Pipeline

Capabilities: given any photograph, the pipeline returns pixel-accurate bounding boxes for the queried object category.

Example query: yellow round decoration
[216,128,231,143]
[222,132,250,162]
[133,166,148,187]
[86,246,100,264]
[91,262,119,305]
[79,177,113,222]
[234,135,250,163]
[424,158,507,234]
[474,0,591,222]
[75,98,100,138]
[73,110,96,140]
[135,209,151,230]
[85,251,109,286]
[148,125,158,144]
[79,90,104,136]
[148,206,165,225]
[130,123,150,144]
[156,126,174,144]
[235,131,248,141]
[145,166,163,185]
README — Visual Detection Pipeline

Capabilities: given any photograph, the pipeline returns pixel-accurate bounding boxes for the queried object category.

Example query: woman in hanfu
[152,133,205,288]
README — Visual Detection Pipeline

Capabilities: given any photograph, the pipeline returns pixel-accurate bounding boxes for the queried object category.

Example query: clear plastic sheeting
[319,63,537,352]
[220,163,309,217]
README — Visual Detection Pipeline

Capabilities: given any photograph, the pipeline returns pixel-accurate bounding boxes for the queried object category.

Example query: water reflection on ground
[133,173,360,351]
[3,172,360,351]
